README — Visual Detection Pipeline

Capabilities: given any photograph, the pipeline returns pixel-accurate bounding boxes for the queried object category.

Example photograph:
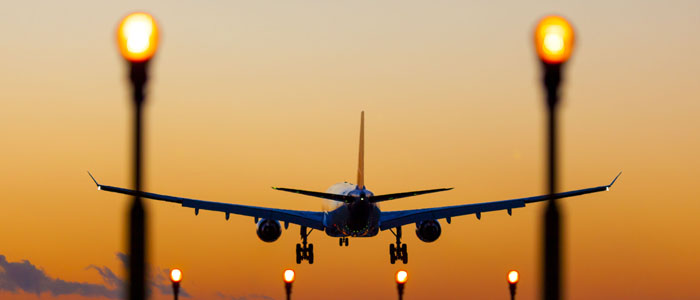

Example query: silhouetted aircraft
[89,112,620,264]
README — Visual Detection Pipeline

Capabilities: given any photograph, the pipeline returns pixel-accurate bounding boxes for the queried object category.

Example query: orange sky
[1,0,699,299]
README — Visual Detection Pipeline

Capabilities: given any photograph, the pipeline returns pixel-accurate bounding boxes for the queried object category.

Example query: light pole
[116,12,160,300]
[283,269,295,300]
[533,15,575,300]
[395,270,408,300]
[170,269,182,300]
[507,270,519,300]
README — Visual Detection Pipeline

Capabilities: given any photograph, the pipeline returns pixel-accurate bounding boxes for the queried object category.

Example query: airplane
[88,111,620,264]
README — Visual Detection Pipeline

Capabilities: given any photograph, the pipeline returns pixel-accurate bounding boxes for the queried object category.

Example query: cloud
[86,264,121,289]
[0,253,189,299]
[216,291,275,300]
[0,255,120,298]
[93,252,190,298]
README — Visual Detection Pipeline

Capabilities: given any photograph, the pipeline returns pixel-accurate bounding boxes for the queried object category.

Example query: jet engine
[415,220,441,243]
[256,219,282,242]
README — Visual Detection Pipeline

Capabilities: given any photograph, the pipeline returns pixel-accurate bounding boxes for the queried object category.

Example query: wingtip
[608,171,622,189]
[87,171,100,189]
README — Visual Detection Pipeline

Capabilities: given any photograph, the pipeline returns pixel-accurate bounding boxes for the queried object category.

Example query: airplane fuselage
[324,186,381,237]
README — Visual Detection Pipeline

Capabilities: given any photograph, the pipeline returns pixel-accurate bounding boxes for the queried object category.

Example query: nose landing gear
[389,227,408,264]
[296,226,314,264]
[339,237,349,247]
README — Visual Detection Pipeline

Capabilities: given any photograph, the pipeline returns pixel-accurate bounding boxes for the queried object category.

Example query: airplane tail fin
[357,111,365,189]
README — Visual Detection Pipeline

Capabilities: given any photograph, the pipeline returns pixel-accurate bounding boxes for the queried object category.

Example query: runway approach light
[170,268,182,300]
[507,270,519,300]
[534,15,574,64]
[284,269,295,283]
[508,270,519,284]
[396,270,408,300]
[283,269,295,300]
[396,270,408,284]
[117,12,159,62]
[170,269,183,283]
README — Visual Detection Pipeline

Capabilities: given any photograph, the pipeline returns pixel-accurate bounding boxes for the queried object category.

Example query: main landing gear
[389,227,408,264]
[339,237,349,246]
[296,226,314,264]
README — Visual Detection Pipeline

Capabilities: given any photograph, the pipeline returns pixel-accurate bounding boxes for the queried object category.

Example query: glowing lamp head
[170,268,182,283]
[507,270,519,284]
[117,12,159,62]
[534,15,575,64]
[283,269,295,283]
[396,270,408,284]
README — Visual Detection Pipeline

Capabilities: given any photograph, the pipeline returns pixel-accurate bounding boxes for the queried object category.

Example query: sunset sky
[1,0,699,299]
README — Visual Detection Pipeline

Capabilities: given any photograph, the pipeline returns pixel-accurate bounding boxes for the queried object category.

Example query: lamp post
[116,12,160,300]
[170,269,182,300]
[395,270,408,300]
[533,15,575,300]
[507,270,519,300]
[283,269,295,300]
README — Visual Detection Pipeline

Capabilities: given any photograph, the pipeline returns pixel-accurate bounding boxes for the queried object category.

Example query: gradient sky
[1,0,699,299]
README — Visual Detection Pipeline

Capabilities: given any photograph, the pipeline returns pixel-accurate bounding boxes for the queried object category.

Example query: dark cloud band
[0,254,120,298]
[0,253,188,299]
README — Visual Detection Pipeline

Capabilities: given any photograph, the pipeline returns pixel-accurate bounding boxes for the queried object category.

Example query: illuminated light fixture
[508,270,519,284]
[283,269,295,283]
[170,268,183,283]
[534,15,575,64]
[396,270,408,284]
[117,12,159,62]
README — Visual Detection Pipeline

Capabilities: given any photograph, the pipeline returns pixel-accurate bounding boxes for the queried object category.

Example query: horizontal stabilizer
[371,188,453,203]
[272,187,353,203]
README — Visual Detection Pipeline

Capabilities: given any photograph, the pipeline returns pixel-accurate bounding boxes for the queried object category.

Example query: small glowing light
[117,12,159,62]
[544,34,564,53]
[283,269,295,283]
[507,270,519,284]
[534,15,575,64]
[170,268,182,283]
[396,270,408,284]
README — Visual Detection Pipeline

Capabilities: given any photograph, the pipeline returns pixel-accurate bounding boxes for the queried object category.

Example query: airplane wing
[88,172,325,230]
[379,173,621,230]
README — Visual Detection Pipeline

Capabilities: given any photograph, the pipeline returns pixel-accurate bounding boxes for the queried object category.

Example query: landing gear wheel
[401,244,408,264]
[297,226,315,264]
[307,244,314,264]
[295,244,302,264]
[389,226,406,264]
[344,237,349,246]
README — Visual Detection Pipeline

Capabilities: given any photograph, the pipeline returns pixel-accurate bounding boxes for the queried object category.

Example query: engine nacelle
[415,220,441,243]
[256,219,282,242]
